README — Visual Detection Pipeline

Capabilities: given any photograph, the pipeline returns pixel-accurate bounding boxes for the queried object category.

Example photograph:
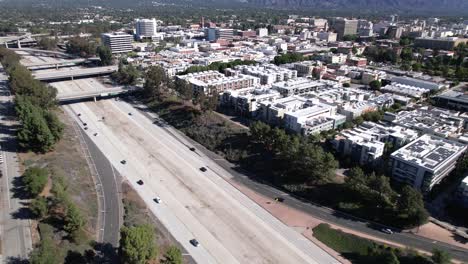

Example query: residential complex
[177,70,260,94]
[390,134,467,192]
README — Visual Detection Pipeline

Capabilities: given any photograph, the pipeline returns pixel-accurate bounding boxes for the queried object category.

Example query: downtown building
[101,32,133,54]
[135,18,158,40]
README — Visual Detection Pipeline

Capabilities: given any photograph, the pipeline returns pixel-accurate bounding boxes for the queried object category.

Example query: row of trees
[29,172,88,263]
[112,61,140,85]
[250,121,338,185]
[346,167,429,227]
[273,52,305,65]
[0,47,64,153]
[180,59,257,75]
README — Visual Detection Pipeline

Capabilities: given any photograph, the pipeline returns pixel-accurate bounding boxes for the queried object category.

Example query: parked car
[189,147,196,151]
[153,197,161,203]
[274,197,284,202]
[190,239,199,247]
[121,160,127,165]
[137,180,144,185]
[199,167,207,172]
[128,112,132,116]
[381,228,393,234]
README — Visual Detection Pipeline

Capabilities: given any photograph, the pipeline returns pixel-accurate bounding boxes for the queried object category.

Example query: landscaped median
[312,223,452,264]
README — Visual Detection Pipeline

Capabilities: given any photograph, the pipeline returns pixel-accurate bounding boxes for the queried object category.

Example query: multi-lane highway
[0,66,33,262]
[64,96,339,264]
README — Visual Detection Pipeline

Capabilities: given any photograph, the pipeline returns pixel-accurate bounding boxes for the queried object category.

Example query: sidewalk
[227,179,462,263]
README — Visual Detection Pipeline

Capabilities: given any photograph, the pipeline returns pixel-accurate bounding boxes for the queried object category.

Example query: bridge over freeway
[57,87,141,103]
[24,58,89,70]
[32,66,118,82]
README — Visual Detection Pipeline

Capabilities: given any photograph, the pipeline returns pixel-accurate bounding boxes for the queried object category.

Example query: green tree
[66,37,97,58]
[431,248,451,264]
[249,121,271,145]
[29,236,61,264]
[345,167,367,191]
[96,45,113,66]
[113,62,140,85]
[162,246,183,264]
[120,224,157,264]
[16,99,56,152]
[44,111,64,142]
[30,196,49,219]
[144,66,168,99]
[381,250,400,264]
[174,78,192,101]
[369,80,382,90]
[397,186,429,227]
[64,203,86,235]
[23,167,48,197]
[37,37,58,50]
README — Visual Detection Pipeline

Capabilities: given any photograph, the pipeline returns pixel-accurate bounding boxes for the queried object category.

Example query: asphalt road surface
[126,99,468,263]
[65,97,339,264]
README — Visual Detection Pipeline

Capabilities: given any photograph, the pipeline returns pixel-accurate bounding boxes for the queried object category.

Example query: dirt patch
[19,108,98,235]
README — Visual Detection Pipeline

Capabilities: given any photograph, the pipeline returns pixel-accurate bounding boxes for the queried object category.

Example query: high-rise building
[101,32,133,54]
[387,26,404,39]
[332,18,358,40]
[135,18,157,40]
[204,28,217,41]
[217,28,234,40]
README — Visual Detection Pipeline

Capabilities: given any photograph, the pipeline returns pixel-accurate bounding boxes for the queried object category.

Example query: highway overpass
[57,87,140,103]
[24,58,88,70]
[33,66,118,82]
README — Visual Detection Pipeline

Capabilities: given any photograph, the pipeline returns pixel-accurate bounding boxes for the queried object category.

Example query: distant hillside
[245,0,468,13]
[1,0,467,14]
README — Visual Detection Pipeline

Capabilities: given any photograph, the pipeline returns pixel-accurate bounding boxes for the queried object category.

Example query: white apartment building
[101,32,133,54]
[383,107,465,139]
[257,28,269,37]
[391,76,446,91]
[258,96,345,134]
[283,101,337,134]
[323,53,348,64]
[272,78,326,96]
[333,132,385,165]
[317,31,337,42]
[220,87,281,117]
[135,18,157,40]
[177,70,260,94]
[390,134,467,192]
[230,64,297,85]
[293,61,321,77]
[381,83,430,98]
[333,122,419,160]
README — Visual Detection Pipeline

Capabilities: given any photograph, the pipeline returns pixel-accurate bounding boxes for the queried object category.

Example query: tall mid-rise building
[135,18,157,40]
[390,134,467,193]
[217,28,234,40]
[333,18,358,40]
[101,32,133,54]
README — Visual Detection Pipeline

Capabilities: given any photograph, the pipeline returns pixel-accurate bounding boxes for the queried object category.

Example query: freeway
[65,98,339,264]
[126,99,468,262]
[0,66,33,262]
[32,66,118,81]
